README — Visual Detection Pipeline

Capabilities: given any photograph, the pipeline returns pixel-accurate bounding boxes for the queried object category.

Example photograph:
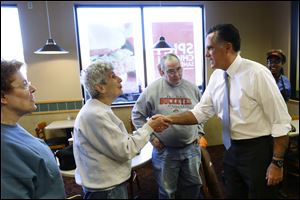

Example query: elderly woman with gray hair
[73,61,169,199]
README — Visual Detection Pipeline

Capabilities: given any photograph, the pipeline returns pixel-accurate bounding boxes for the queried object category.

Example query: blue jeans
[83,182,128,199]
[152,142,202,199]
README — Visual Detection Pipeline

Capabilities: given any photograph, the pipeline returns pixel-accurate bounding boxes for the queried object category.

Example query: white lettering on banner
[178,55,195,68]
[174,43,195,68]
[153,42,195,74]
[173,43,194,55]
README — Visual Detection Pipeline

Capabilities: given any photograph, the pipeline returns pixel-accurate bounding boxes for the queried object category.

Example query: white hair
[80,61,113,98]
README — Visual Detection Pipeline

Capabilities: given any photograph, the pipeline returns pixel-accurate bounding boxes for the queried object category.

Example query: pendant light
[153,1,173,49]
[153,36,173,49]
[34,1,68,54]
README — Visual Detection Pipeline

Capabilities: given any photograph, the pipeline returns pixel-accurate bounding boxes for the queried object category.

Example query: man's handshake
[147,114,172,132]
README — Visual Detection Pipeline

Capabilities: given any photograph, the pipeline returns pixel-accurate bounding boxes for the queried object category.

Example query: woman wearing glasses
[1,59,66,198]
[267,49,291,101]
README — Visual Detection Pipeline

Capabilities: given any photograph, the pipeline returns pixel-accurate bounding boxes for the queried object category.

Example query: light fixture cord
[45,1,52,39]
[159,1,162,37]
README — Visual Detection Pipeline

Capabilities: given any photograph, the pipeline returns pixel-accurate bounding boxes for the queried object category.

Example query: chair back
[200,148,225,198]
[35,121,67,151]
[35,121,47,139]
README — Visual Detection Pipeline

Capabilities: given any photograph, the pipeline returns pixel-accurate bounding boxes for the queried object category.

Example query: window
[143,7,204,87]
[75,5,204,105]
[76,7,144,103]
[1,5,26,77]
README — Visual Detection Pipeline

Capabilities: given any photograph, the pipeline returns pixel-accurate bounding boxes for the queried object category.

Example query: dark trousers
[223,135,279,199]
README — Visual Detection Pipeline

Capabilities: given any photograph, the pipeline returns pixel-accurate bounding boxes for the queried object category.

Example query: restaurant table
[289,119,299,137]
[45,119,75,139]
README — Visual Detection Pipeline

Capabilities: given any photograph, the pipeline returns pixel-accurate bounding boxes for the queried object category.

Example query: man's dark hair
[207,24,241,52]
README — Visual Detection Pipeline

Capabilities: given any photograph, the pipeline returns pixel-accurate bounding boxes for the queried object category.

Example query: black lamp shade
[35,39,68,54]
[153,36,173,49]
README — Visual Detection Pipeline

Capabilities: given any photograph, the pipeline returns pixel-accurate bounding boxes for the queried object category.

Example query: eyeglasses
[13,80,32,90]
[166,67,182,76]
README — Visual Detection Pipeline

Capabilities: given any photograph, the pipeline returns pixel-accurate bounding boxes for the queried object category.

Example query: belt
[165,139,199,149]
[231,135,271,145]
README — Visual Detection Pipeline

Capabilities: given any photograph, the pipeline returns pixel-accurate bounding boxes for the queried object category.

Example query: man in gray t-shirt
[132,53,204,199]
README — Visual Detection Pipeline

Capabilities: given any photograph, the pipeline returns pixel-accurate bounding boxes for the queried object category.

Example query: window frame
[74,4,206,106]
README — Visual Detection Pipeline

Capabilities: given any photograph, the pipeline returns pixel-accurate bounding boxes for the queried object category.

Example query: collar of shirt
[226,54,242,79]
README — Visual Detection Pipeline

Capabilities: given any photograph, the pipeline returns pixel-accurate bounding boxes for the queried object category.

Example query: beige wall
[3,1,298,146]
[18,106,136,141]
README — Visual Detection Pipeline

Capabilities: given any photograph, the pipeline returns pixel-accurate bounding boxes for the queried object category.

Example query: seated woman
[266,49,291,101]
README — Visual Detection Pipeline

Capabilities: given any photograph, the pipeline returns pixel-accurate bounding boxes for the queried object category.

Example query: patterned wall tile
[32,101,82,113]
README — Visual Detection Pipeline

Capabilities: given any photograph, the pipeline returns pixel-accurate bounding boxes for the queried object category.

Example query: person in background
[157,24,291,199]
[132,53,204,199]
[266,49,291,101]
[73,61,169,199]
[1,59,66,199]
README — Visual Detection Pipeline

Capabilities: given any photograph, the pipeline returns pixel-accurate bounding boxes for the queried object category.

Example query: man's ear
[1,93,8,105]
[95,84,105,94]
[159,69,164,76]
[157,64,164,76]
[225,42,233,52]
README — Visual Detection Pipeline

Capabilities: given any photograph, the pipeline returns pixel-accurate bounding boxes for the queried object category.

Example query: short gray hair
[80,61,113,98]
[159,53,180,71]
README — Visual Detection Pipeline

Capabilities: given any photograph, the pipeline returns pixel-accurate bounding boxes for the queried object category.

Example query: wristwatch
[272,159,284,168]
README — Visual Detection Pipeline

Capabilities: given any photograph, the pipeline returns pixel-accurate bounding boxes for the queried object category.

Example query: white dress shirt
[191,54,291,140]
